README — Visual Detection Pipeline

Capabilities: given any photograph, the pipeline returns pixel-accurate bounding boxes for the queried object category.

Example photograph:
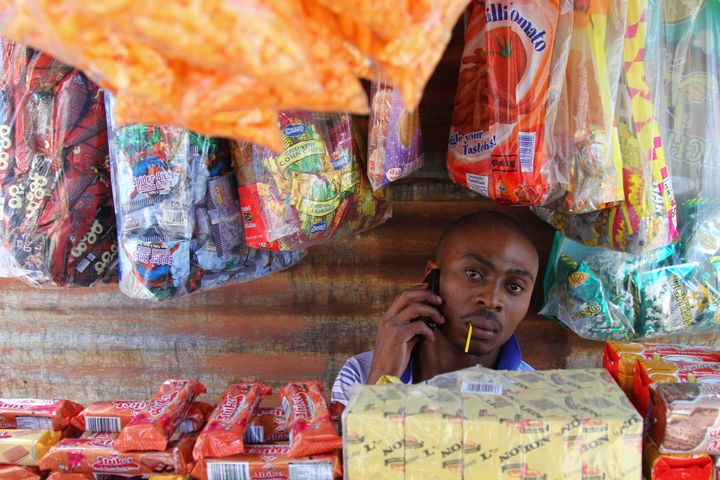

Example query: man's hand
[366,284,444,384]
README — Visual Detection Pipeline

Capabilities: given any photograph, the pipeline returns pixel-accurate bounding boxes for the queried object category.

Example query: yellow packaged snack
[0,429,61,466]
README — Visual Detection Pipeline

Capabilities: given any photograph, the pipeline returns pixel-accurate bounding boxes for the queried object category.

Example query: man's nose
[475,282,503,311]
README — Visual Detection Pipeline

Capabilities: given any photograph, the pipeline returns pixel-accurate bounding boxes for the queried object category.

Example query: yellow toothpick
[465,324,473,353]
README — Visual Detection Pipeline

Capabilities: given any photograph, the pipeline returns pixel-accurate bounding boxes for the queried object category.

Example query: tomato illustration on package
[192,383,271,460]
[0,398,84,431]
[447,0,570,205]
[70,401,149,433]
[114,379,206,452]
[280,381,342,458]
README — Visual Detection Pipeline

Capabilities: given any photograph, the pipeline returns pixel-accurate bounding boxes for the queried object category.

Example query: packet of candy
[279,381,342,458]
[367,81,423,190]
[0,398,84,431]
[114,379,205,452]
[0,465,41,480]
[447,0,572,205]
[47,474,187,480]
[234,111,392,251]
[191,445,342,480]
[177,402,214,435]
[40,432,194,475]
[0,429,61,466]
[244,407,288,445]
[193,383,271,460]
[70,401,149,433]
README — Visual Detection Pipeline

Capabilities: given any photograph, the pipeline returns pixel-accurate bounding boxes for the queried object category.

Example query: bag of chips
[0,39,117,287]
[234,111,392,251]
[105,94,304,300]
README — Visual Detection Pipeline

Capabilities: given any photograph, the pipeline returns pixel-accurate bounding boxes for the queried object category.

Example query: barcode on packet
[518,131,536,173]
[85,416,122,432]
[16,416,53,429]
[76,252,96,273]
[207,462,250,480]
[461,382,503,395]
[243,425,264,444]
[288,462,334,480]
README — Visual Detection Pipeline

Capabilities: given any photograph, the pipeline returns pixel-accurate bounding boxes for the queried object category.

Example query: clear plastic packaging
[106,94,303,301]
[0,39,117,287]
[234,111,392,251]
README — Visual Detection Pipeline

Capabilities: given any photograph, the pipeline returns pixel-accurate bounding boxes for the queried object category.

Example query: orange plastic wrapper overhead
[0,0,470,150]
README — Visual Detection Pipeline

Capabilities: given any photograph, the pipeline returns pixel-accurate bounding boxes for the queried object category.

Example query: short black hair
[434,210,537,262]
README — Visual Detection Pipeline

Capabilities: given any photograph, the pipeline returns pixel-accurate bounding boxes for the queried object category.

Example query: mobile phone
[415,269,440,330]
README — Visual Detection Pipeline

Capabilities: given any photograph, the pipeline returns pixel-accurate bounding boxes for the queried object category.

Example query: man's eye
[507,282,524,293]
[465,269,483,279]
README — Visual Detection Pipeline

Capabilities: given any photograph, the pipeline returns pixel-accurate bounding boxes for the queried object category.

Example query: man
[331,210,540,405]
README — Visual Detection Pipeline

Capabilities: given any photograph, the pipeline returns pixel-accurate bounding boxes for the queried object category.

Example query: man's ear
[424,260,439,275]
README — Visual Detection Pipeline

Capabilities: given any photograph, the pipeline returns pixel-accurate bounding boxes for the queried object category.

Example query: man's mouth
[465,318,501,340]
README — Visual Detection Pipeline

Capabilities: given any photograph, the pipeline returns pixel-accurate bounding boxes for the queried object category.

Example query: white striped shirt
[331,334,533,405]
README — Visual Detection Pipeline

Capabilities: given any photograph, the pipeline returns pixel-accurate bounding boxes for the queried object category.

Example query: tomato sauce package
[279,381,342,458]
[40,432,194,475]
[70,401,148,433]
[244,407,289,445]
[234,111,391,251]
[0,398,84,431]
[193,383,270,460]
[447,0,572,205]
[367,80,423,190]
[0,465,41,480]
[0,39,118,287]
[192,445,342,480]
[114,379,205,453]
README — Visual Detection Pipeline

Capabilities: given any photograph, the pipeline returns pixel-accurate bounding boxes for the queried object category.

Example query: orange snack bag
[0,399,84,431]
[40,432,195,475]
[643,437,713,480]
[178,402,214,435]
[280,381,342,458]
[602,341,720,393]
[114,379,206,452]
[193,383,271,460]
[245,407,289,444]
[447,0,571,205]
[632,360,720,418]
[70,401,148,433]
[0,465,41,479]
[191,445,342,480]
[47,474,186,480]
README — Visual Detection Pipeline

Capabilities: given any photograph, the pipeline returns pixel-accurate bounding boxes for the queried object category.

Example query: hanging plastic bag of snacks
[105,95,303,301]
[0,39,117,287]
[234,111,392,251]
[535,0,678,253]
[542,232,716,341]
[367,80,423,190]
[446,0,573,205]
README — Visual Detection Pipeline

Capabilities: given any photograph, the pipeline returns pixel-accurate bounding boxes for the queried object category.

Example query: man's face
[432,223,539,356]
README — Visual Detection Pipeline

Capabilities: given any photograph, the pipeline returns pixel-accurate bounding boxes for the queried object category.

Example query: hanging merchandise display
[367,80,423,190]
[542,232,717,341]
[234,111,392,251]
[547,0,628,213]
[536,0,678,253]
[0,0,470,149]
[0,39,117,287]
[105,95,303,301]
[446,0,573,205]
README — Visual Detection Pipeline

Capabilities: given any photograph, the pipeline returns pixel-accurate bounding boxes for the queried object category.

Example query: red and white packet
[193,383,271,460]
[114,379,206,452]
[70,401,148,432]
[279,381,342,458]
[0,399,84,431]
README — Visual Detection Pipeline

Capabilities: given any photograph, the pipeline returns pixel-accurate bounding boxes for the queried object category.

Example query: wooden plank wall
[1,21,717,403]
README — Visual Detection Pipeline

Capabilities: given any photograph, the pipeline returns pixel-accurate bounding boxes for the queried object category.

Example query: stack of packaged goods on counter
[343,366,642,479]
[192,381,342,480]
[0,0,469,149]
[233,112,392,251]
[0,39,117,287]
[105,95,303,301]
[643,437,714,480]
[40,379,205,479]
[367,80,423,190]
[0,398,83,476]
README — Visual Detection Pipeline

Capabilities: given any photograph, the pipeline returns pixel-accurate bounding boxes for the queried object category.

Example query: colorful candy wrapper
[106,94,304,300]
[40,432,195,475]
[0,465,41,480]
[0,398,84,431]
[47,474,187,480]
[367,80,423,190]
[114,379,206,453]
[193,383,271,460]
[279,380,342,458]
[177,402,214,435]
[643,437,713,480]
[0,429,61,466]
[244,407,289,445]
[446,0,572,205]
[0,39,117,286]
[70,401,149,433]
[235,111,391,251]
